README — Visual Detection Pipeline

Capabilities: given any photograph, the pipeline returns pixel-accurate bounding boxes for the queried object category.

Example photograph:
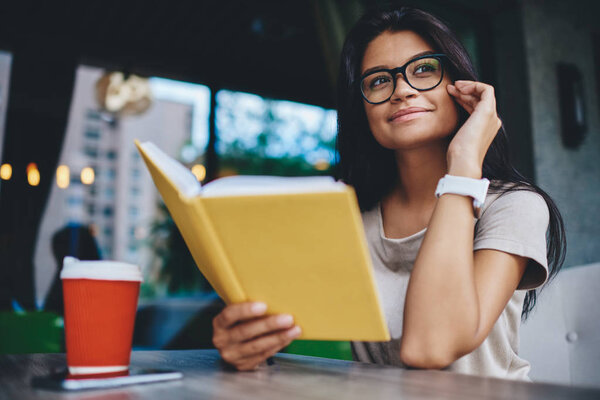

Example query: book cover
[136,140,390,341]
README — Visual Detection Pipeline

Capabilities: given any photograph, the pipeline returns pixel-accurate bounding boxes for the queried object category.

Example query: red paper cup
[61,257,143,375]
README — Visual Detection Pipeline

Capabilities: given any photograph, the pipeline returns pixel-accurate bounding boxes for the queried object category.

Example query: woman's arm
[399,81,527,368]
[399,194,528,368]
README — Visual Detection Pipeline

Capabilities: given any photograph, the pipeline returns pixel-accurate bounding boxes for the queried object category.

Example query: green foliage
[284,340,353,361]
[220,154,333,177]
[147,94,337,295]
[0,312,64,354]
[149,202,213,295]
[217,95,337,177]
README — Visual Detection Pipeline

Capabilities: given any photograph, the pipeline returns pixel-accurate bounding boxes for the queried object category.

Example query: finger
[454,97,474,114]
[454,80,480,92]
[213,302,268,330]
[448,86,475,113]
[236,343,288,371]
[454,81,495,103]
[450,85,490,112]
[234,326,302,359]
[453,93,478,111]
[456,82,498,117]
[451,83,481,101]
[235,360,261,372]
[447,83,477,99]
[229,314,295,343]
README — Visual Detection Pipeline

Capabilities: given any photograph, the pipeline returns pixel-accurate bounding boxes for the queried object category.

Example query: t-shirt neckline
[377,203,427,243]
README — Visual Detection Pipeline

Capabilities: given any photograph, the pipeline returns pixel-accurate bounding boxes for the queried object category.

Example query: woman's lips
[389,108,430,122]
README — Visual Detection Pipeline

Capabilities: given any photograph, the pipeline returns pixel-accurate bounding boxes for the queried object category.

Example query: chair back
[520,262,600,387]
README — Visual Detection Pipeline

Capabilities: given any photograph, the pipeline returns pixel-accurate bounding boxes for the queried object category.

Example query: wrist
[435,175,490,218]
[447,162,482,179]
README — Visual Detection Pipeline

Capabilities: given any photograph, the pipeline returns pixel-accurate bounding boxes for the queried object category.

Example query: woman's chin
[376,131,451,151]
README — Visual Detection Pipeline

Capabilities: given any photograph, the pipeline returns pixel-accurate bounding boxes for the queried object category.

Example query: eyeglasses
[360,54,447,104]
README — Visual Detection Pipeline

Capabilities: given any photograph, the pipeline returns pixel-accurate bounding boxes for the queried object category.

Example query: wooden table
[1,349,599,399]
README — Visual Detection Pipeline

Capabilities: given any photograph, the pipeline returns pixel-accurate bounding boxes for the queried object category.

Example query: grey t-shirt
[351,188,550,380]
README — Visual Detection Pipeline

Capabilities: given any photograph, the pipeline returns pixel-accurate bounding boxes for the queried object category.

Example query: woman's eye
[369,75,391,89]
[413,62,438,75]
[414,64,435,74]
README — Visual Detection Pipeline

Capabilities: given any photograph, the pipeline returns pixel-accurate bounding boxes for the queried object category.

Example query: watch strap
[435,174,490,211]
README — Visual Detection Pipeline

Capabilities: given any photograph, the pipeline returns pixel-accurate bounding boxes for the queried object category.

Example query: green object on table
[0,311,64,354]
[284,340,353,361]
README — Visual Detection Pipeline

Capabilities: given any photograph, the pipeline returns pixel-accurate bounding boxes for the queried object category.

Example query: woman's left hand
[446,80,502,178]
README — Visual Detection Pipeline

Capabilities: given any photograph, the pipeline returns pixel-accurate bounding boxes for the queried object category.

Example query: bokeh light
[27,163,40,186]
[191,164,206,181]
[0,163,12,180]
[56,165,70,189]
[81,167,95,185]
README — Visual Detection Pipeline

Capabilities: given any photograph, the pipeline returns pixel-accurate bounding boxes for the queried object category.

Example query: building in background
[0,52,12,194]
[34,66,199,306]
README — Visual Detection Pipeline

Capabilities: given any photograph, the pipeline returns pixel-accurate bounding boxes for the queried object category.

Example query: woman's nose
[390,74,418,102]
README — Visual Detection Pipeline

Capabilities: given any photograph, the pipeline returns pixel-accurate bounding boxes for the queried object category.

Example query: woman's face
[361,30,459,150]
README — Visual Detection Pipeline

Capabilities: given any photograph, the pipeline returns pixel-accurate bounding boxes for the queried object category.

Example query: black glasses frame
[360,53,448,104]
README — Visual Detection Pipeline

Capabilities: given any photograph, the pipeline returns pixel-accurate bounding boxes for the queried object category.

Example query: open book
[135,140,389,341]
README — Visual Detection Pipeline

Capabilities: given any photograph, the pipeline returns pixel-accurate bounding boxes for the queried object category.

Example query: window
[83,145,98,158]
[84,129,100,140]
[67,196,83,206]
[216,90,337,176]
[103,206,113,217]
[86,109,102,120]
[35,64,338,302]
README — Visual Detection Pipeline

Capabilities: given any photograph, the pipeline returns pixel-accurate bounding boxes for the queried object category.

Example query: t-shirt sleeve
[473,190,549,290]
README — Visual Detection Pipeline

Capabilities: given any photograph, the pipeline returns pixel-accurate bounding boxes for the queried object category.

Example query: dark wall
[0,0,332,309]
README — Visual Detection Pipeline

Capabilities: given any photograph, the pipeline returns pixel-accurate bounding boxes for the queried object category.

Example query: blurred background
[0,0,598,365]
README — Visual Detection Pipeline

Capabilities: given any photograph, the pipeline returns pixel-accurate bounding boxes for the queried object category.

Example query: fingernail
[287,326,302,338]
[277,314,294,326]
[251,302,267,314]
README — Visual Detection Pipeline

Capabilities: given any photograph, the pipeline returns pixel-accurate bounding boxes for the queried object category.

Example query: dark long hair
[335,6,566,319]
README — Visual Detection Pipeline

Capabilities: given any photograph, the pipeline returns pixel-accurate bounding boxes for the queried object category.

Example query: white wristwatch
[435,174,490,218]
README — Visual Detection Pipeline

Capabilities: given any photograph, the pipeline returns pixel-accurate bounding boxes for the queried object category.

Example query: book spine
[186,196,246,304]
[134,140,245,304]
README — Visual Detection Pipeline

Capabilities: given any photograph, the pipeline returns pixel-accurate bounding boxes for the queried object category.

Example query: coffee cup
[60,257,143,375]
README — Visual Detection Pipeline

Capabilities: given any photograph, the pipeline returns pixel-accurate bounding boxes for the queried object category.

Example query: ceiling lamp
[95,72,153,116]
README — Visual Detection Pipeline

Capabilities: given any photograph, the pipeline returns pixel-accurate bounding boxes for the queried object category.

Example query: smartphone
[32,368,183,391]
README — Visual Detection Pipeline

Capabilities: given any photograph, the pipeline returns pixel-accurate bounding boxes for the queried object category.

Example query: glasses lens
[361,71,394,104]
[406,57,443,90]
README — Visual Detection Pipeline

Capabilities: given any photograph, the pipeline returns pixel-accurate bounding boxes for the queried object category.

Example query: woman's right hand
[212,302,302,371]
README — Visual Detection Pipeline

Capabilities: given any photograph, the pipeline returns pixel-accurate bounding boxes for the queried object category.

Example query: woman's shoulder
[479,182,549,229]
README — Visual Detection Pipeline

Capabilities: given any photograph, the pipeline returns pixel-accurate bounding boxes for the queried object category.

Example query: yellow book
[135,140,390,342]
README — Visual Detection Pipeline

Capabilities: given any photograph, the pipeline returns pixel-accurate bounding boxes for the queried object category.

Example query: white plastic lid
[60,257,143,282]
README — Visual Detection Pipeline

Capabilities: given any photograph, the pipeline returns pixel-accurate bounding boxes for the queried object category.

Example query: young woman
[211,6,565,379]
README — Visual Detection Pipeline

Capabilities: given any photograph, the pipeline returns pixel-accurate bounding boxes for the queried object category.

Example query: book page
[201,175,346,197]
[138,141,202,198]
